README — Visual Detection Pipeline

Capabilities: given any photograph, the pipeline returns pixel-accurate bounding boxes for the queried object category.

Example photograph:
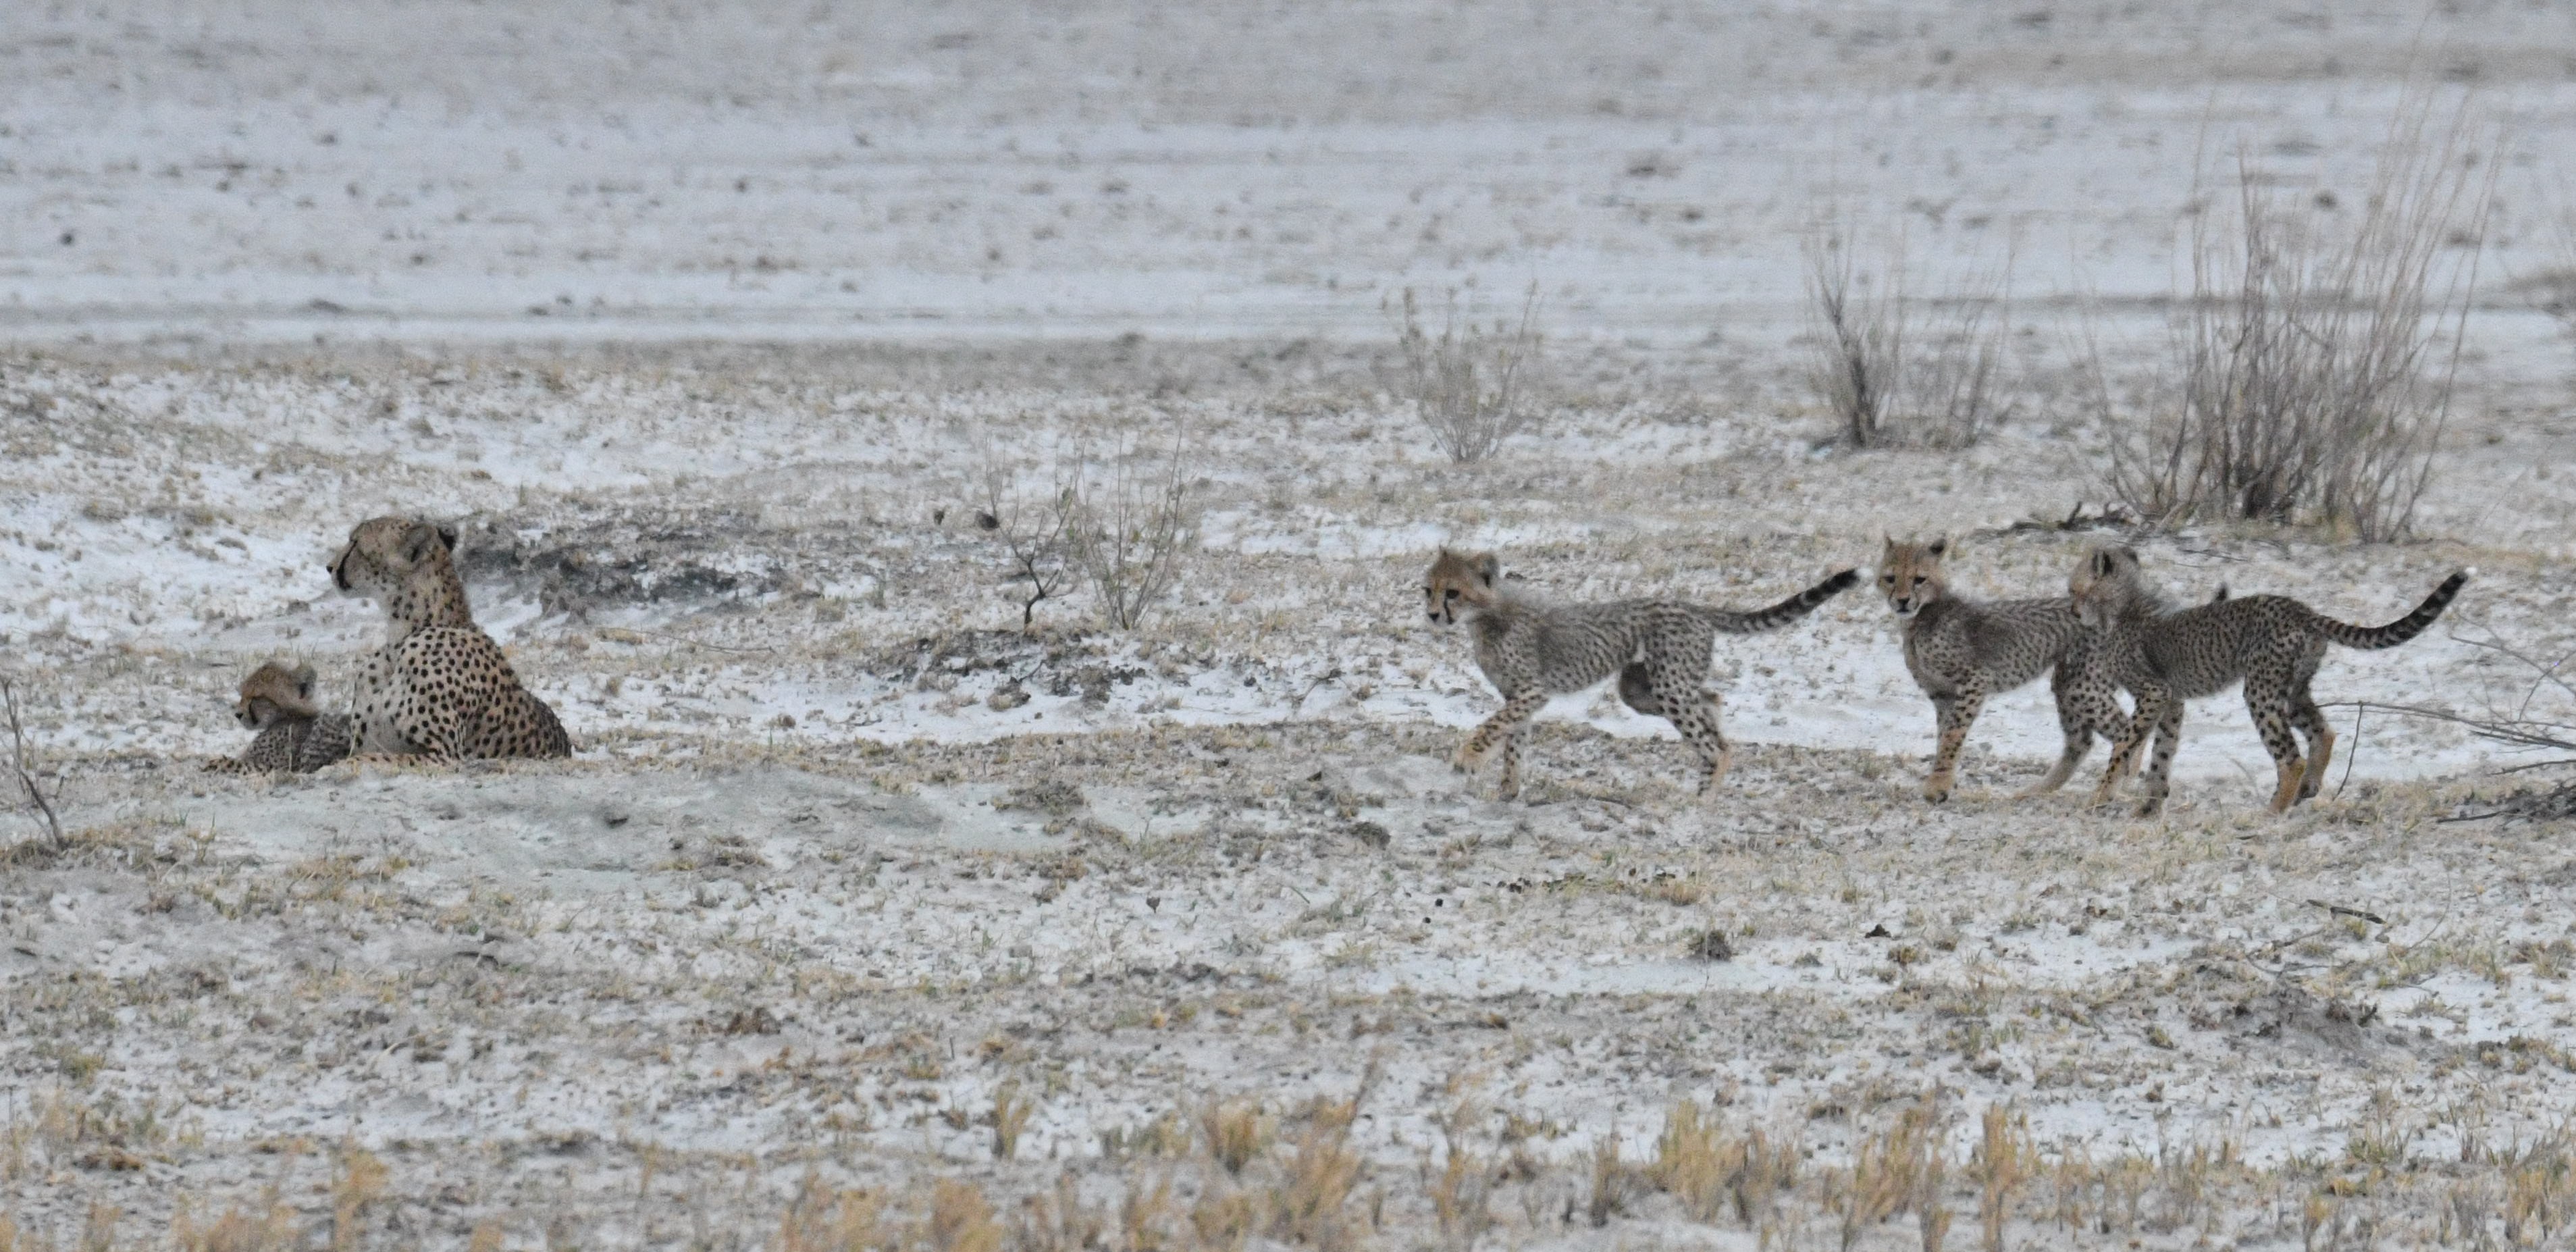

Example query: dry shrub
[1200,1098,1269,1178]
[1803,221,2016,450]
[327,1145,389,1252]
[974,434,1078,629]
[1066,421,1200,631]
[2099,93,2494,540]
[1648,1100,1738,1222]
[1112,1173,1172,1252]
[1388,285,1544,463]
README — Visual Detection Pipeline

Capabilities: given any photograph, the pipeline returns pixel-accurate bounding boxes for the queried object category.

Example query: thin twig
[2,679,65,850]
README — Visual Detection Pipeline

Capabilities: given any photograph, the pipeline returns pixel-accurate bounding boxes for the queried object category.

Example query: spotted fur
[1881,537,2224,802]
[330,517,572,762]
[203,661,353,774]
[1423,548,1858,800]
[2070,544,2469,816]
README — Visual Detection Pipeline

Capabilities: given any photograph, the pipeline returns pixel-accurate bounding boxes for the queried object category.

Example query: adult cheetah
[329,517,572,761]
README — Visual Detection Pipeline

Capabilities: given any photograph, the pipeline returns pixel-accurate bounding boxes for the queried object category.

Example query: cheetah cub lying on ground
[203,661,353,774]
[2070,544,2468,816]
[1881,536,2222,802]
[1423,548,1858,800]
[330,517,573,761]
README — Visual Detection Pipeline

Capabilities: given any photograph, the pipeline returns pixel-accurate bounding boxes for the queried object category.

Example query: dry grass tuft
[1970,1103,2035,1252]
[991,1083,1035,1162]
[777,1176,887,1252]
[172,1200,298,1252]
[924,1179,1005,1252]
[1267,1092,1369,1251]
[1201,1097,1269,1179]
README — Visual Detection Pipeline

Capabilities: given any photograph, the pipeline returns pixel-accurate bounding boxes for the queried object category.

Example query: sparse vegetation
[1065,420,1201,630]
[2096,96,2494,540]
[1387,285,1544,463]
[1802,220,2016,450]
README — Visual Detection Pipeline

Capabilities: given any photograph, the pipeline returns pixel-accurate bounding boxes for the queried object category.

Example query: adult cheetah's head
[330,517,457,598]
[235,661,320,729]
[1422,548,1501,625]
[1877,536,1949,616]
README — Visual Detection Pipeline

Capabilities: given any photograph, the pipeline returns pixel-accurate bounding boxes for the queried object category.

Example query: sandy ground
[8,3,2576,1250]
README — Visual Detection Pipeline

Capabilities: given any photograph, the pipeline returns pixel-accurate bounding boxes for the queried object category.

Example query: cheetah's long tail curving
[1700,568,1862,634]
[2315,569,2472,650]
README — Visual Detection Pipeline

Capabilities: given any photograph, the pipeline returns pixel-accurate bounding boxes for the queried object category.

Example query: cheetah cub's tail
[2315,569,2472,650]
[1700,569,1862,634]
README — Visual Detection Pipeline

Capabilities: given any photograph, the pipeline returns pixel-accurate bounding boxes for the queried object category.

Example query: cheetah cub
[2070,544,2469,816]
[1878,537,2228,801]
[1423,548,1859,800]
[203,661,353,774]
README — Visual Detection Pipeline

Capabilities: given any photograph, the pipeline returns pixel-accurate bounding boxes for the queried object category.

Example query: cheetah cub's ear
[1474,553,1500,587]
[292,664,319,703]
[1926,534,1948,558]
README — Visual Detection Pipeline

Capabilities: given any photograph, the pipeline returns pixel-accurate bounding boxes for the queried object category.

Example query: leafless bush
[1066,421,1201,630]
[1803,222,2016,449]
[3,678,64,852]
[2100,97,2494,541]
[974,434,1078,629]
[1388,285,1543,463]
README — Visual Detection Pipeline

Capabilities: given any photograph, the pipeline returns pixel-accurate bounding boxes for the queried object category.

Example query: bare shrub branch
[974,430,1079,630]
[1803,219,2016,449]
[1388,285,1543,463]
[2101,93,2496,540]
[1066,419,1201,630]
[3,677,65,851]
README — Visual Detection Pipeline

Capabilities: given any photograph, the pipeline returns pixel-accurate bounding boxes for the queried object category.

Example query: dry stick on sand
[2,678,65,851]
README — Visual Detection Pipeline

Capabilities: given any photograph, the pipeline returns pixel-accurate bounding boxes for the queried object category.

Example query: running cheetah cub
[1423,548,1859,800]
[2070,544,2469,816]
[1881,536,2225,802]
[1880,536,2134,802]
[203,661,354,774]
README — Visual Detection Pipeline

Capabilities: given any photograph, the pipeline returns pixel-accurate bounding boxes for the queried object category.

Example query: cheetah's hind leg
[2292,692,2336,804]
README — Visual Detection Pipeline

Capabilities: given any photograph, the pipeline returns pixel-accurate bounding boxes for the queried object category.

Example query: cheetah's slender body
[330,517,572,762]
[1422,549,1858,800]
[1882,538,2219,802]
[2070,544,2467,815]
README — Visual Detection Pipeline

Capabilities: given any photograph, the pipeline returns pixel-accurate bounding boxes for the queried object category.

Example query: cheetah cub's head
[1422,548,1502,625]
[329,517,458,600]
[1876,536,1950,616]
[2068,544,2145,628]
[235,661,321,730]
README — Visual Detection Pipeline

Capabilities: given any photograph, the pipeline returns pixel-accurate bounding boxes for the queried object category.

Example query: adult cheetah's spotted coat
[330,517,572,761]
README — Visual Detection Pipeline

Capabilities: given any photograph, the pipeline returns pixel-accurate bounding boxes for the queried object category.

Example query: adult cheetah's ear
[1474,553,1499,587]
[398,521,446,566]
[436,523,458,552]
